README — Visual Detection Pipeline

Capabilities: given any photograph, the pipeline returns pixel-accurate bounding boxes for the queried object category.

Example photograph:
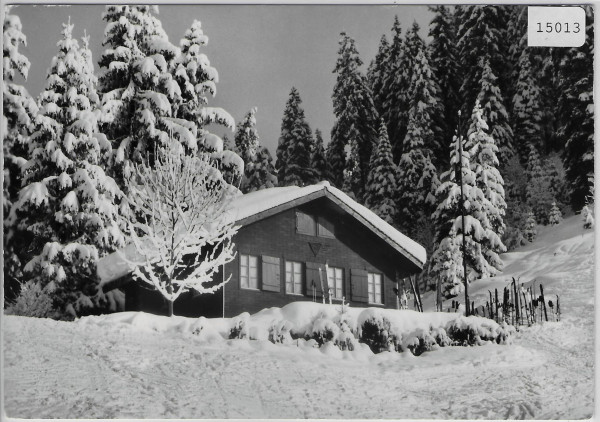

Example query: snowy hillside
[3,215,594,419]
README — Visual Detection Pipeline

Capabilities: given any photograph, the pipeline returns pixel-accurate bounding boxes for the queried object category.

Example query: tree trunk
[166,281,174,317]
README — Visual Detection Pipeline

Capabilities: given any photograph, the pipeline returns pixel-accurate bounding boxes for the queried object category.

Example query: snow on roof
[229,181,426,267]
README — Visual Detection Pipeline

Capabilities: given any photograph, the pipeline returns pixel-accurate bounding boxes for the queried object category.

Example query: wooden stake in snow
[540,284,548,322]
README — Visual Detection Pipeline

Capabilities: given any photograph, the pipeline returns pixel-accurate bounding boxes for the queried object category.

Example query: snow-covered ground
[3,215,595,419]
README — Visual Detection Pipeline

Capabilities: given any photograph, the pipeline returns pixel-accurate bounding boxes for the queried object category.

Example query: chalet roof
[98,182,426,289]
[229,181,426,268]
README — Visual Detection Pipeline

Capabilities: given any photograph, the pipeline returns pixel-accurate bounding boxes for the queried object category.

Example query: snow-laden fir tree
[234,107,276,192]
[172,19,235,153]
[380,17,409,160]
[234,107,262,193]
[467,100,507,270]
[396,49,440,237]
[582,204,594,229]
[276,87,314,187]
[328,32,379,195]
[557,6,594,211]
[548,201,563,225]
[122,144,239,317]
[312,129,329,183]
[476,58,514,168]
[512,50,543,164]
[526,143,553,224]
[524,211,537,242]
[456,6,511,117]
[3,8,39,300]
[341,138,363,201]
[367,34,389,117]
[244,147,277,192]
[8,20,128,317]
[430,226,464,298]
[364,120,398,224]
[431,133,501,297]
[428,5,459,169]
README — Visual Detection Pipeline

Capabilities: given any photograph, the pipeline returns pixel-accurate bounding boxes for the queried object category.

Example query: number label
[528,7,585,47]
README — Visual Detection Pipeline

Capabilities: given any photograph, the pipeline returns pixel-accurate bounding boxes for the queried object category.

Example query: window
[296,212,317,235]
[240,254,258,289]
[326,266,343,299]
[317,217,335,238]
[285,260,303,295]
[367,272,383,304]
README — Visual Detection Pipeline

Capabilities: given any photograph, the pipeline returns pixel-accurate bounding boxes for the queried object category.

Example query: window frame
[285,260,303,295]
[240,253,259,290]
[326,266,344,300]
[367,272,383,305]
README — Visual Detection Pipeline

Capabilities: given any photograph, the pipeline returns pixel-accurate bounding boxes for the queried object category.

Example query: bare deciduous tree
[123,145,239,316]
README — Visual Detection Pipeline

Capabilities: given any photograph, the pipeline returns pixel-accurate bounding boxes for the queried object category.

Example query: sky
[12,4,433,155]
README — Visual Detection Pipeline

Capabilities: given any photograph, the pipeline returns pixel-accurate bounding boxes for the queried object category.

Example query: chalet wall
[221,201,419,317]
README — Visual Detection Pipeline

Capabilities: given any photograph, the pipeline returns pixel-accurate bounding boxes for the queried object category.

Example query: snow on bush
[357,308,400,353]
[309,314,340,346]
[229,312,249,339]
[268,320,293,344]
[5,281,60,319]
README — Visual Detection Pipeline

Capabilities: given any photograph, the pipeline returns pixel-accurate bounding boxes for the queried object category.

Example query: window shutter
[305,262,328,298]
[317,217,335,238]
[297,212,317,235]
[351,268,369,303]
[261,256,280,292]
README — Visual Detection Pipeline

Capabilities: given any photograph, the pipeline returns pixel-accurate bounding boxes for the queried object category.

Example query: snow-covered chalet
[98,182,426,317]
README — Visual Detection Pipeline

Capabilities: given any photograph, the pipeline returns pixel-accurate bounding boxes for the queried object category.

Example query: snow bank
[77,300,513,361]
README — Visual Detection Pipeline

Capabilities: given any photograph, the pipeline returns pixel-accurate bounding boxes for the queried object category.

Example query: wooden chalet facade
[98,182,426,318]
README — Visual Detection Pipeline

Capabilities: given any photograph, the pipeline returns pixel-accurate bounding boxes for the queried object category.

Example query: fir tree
[557,6,594,210]
[276,87,314,187]
[428,5,459,169]
[526,143,553,224]
[3,8,39,299]
[173,19,234,152]
[328,32,379,195]
[548,201,563,225]
[512,50,543,164]
[380,17,409,160]
[367,35,389,117]
[9,20,128,316]
[396,49,440,237]
[431,134,501,296]
[234,108,276,193]
[456,6,511,117]
[582,204,594,229]
[312,129,329,183]
[341,138,364,200]
[98,6,201,184]
[477,58,514,168]
[524,211,537,242]
[467,100,507,270]
[245,147,277,192]
[364,121,398,224]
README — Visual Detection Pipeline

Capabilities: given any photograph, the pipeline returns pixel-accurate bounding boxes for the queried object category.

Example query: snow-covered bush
[358,310,400,353]
[229,312,250,339]
[268,320,293,344]
[445,316,515,346]
[402,327,438,356]
[5,281,60,319]
[310,315,340,346]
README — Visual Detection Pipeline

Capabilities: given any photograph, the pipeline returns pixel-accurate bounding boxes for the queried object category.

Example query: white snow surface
[3,215,595,419]
[230,181,427,266]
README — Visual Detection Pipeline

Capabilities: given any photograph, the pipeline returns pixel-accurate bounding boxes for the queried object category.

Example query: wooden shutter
[351,268,369,303]
[317,217,335,238]
[296,212,316,235]
[261,256,281,292]
[305,262,328,298]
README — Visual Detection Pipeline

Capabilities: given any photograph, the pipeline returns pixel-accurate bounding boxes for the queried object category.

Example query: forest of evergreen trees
[3,5,594,316]
[274,5,594,298]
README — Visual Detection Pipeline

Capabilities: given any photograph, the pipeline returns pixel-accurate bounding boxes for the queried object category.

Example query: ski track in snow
[3,216,594,419]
